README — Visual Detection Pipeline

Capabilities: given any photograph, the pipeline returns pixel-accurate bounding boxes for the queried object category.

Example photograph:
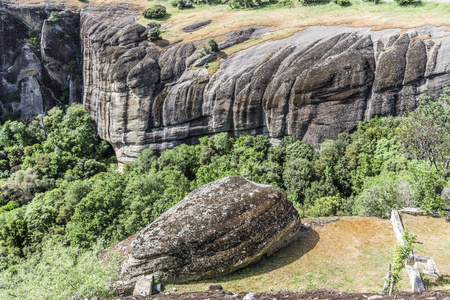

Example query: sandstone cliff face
[2,2,450,161]
[113,176,302,295]
[80,4,450,163]
[0,2,81,116]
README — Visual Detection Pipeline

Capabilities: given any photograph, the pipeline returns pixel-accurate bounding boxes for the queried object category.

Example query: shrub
[148,23,162,42]
[177,0,194,9]
[0,241,121,299]
[298,0,320,5]
[0,218,28,257]
[353,173,403,218]
[48,11,62,22]
[66,174,125,248]
[395,0,415,5]
[391,224,416,286]
[208,39,219,52]
[334,0,351,5]
[408,161,447,214]
[0,201,19,213]
[305,195,343,218]
[142,5,167,19]
[0,169,48,205]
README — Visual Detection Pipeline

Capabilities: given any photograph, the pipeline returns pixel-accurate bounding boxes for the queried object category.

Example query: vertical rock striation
[81,4,162,160]
[0,1,82,116]
[80,5,450,163]
[1,3,450,161]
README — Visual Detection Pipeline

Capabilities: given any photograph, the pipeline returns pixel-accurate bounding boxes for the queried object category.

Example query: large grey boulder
[113,176,302,296]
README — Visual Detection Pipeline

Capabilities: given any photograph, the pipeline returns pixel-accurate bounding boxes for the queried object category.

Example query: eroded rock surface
[113,176,302,295]
[2,2,450,162]
[0,2,82,116]
[80,4,450,163]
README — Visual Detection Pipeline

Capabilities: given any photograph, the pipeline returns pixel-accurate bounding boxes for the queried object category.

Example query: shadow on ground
[204,229,320,283]
[423,274,450,289]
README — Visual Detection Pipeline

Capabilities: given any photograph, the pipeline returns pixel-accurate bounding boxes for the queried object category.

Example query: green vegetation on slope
[0,89,449,298]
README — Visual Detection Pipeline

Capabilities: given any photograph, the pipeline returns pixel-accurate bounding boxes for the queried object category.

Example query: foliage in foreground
[390,224,417,288]
[0,240,121,300]
[1,101,449,260]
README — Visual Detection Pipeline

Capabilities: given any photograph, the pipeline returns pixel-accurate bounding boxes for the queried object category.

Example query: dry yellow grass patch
[166,215,450,294]
[402,214,450,290]
[137,1,450,44]
[9,0,450,53]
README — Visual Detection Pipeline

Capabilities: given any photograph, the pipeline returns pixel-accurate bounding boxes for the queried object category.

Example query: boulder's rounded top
[132,175,285,258]
[116,175,301,294]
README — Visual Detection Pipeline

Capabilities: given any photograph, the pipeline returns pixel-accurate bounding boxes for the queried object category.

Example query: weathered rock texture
[80,3,450,163]
[2,2,450,161]
[0,2,81,116]
[113,176,302,295]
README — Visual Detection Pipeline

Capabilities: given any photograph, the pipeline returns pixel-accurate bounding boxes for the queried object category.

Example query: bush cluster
[395,0,415,5]
[142,4,167,19]
[171,0,194,9]
[148,23,162,41]
[48,11,62,22]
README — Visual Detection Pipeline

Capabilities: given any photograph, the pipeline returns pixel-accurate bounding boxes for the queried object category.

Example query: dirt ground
[115,288,450,299]
[111,215,449,298]
[165,217,423,294]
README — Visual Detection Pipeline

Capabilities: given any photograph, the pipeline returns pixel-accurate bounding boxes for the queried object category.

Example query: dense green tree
[195,155,238,187]
[66,174,125,248]
[133,149,156,173]
[407,161,447,213]
[121,169,190,235]
[398,87,450,179]
[353,173,403,218]
[0,219,28,256]
[0,169,48,205]
[305,195,343,218]
[283,158,313,204]
[156,143,200,180]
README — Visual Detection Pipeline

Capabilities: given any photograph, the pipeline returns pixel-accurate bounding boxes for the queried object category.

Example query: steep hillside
[0,2,82,116]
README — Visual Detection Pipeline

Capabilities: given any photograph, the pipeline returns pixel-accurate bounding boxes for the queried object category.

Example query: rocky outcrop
[0,2,81,116]
[80,4,159,161]
[80,3,450,163]
[113,176,302,295]
[2,2,450,161]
